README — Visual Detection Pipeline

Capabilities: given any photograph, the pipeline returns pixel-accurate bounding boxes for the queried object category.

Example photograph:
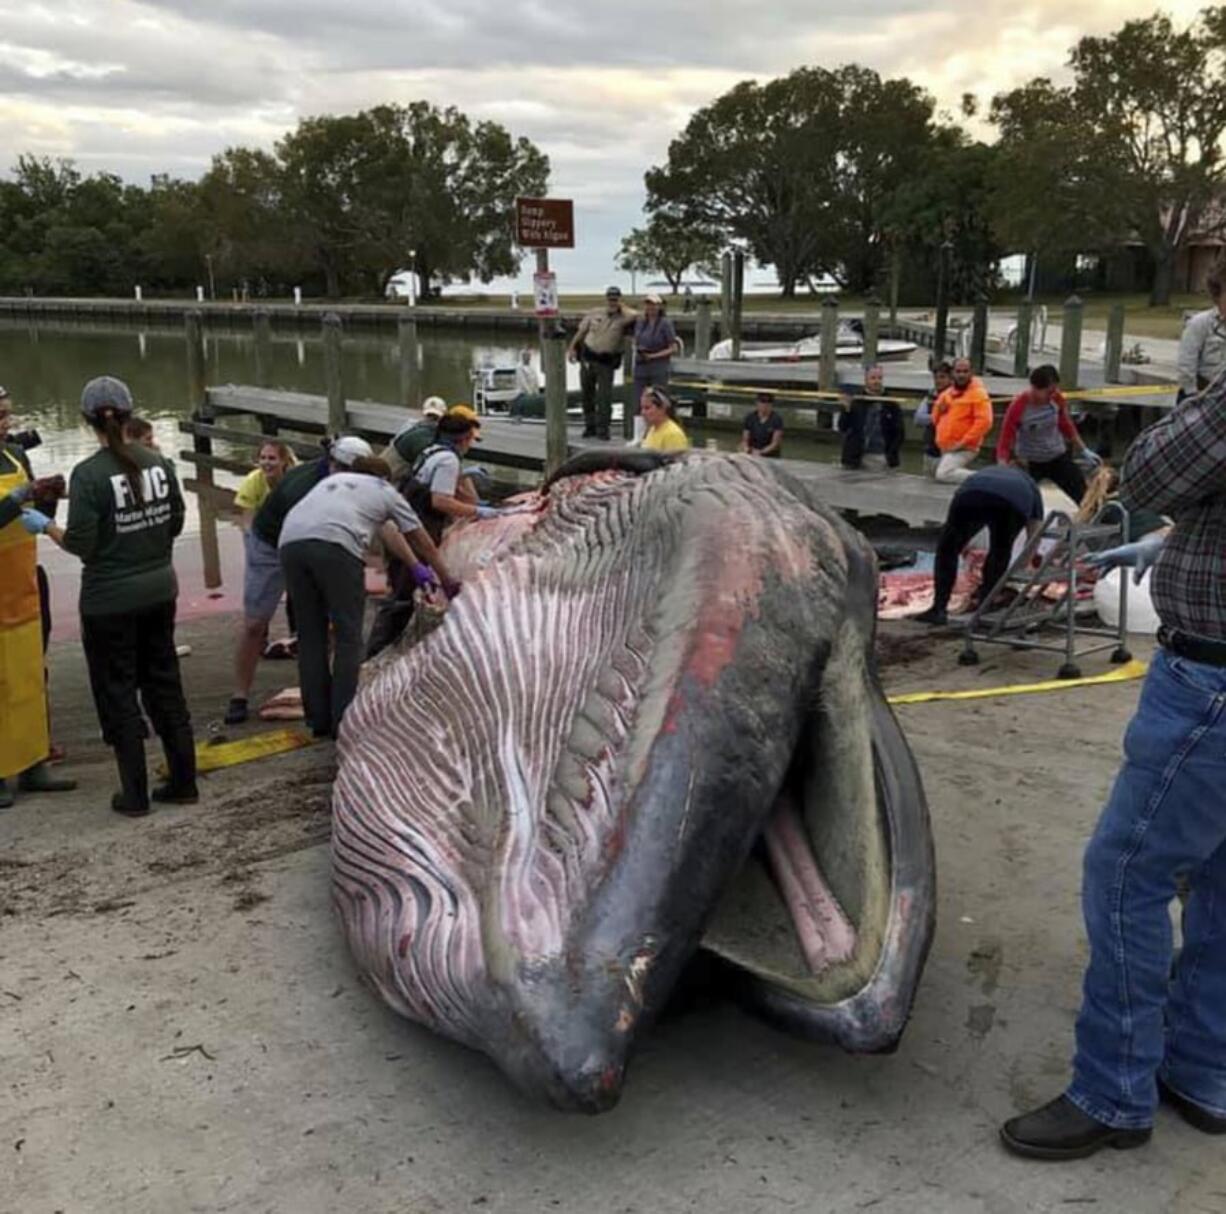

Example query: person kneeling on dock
[742,391,784,458]
[931,357,993,482]
[838,365,902,471]
[996,365,1098,503]
[278,439,455,739]
[912,465,1045,627]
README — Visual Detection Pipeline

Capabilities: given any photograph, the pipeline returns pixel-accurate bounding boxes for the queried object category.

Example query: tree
[615,214,721,293]
[274,103,548,298]
[884,135,1005,303]
[644,65,941,297]
[990,8,1226,305]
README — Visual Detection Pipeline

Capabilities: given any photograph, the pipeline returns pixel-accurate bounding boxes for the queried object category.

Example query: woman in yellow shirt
[639,388,690,453]
[234,441,295,525]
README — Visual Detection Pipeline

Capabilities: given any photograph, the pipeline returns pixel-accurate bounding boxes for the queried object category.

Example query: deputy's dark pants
[1025,452,1086,503]
[580,360,616,435]
[82,598,195,802]
[932,491,1027,615]
[280,539,366,737]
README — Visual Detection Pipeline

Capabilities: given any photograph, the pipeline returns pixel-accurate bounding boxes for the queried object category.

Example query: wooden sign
[515,197,574,249]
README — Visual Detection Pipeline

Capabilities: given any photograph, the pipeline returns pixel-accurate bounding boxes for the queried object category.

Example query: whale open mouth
[333,451,934,1112]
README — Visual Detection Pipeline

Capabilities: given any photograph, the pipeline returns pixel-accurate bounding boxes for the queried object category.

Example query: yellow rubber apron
[0,449,48,779]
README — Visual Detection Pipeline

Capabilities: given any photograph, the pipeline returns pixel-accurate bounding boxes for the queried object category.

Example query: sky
[0,0,1207,293]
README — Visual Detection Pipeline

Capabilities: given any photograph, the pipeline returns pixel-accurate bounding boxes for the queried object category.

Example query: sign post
[515,197,575,474]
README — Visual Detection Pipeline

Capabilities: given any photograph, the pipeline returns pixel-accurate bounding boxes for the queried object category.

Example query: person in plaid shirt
[1002,372,1226,1160]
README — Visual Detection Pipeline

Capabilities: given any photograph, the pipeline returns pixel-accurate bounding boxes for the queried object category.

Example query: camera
[11,429,41,451]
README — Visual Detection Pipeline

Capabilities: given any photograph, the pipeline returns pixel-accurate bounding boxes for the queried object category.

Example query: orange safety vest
[0,448,48,778]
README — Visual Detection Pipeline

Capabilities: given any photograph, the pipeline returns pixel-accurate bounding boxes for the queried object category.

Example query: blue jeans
[1068,648,1226,1128]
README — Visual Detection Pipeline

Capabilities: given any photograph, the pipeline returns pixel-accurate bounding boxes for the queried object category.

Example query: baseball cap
[422,396,446,419]
[330,435,374,467]
[645,292,663,305]
[0,386,9,400]
[605,286,622,298]
[80,375,134,420]
[443,404,482,442]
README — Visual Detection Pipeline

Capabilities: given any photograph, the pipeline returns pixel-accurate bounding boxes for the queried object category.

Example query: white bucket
[1094,567,1161,635]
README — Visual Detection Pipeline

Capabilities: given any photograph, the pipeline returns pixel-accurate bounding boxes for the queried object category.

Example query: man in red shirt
[996,365,1097,503]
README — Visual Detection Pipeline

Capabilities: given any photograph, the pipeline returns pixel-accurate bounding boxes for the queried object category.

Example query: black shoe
[111,792,151,818]
[1000,1096,1151,1161]
[581,426,597,438]
[224,696,249,725]
[596,430,611,441]
[1158,1076,1226,1135]
[18,762,77,793]
[912,607,948,627]
[151,782,200,806]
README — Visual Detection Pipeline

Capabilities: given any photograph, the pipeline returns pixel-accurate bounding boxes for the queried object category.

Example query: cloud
[0,0,1210,285]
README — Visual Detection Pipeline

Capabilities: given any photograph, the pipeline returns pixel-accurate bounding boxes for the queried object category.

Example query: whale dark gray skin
[332,451,934,1112]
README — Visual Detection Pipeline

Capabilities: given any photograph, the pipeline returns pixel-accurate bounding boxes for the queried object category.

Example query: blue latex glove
[19,509,51,535]
[476,505,501,520]
[1086,533,1165,584]
[6,482,31,505]
[1075,447,1104,468]
[407,562,439,590]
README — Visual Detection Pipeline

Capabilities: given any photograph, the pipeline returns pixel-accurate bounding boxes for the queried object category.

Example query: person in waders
[39,377,197,817]
[0,420,76,809]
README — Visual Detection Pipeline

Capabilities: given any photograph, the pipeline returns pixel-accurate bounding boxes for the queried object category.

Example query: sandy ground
[2,613,1224,1214]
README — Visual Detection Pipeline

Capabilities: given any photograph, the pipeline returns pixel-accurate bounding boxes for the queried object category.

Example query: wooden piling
[543,334,568,476]
[720,252,732,334]
[694,297,712,359]
[1104,302,1125,382]
[819,298,839,393]
[1013,301,1033,377]
[1059,295,1083,390]
[933,243,951,360]
[185,312,221,589]
[731,251,745,360]
[322,312,347,433]
[970,294,989,373]
[398,314,420,408]
[862,296,880,366]
[622,345,635,439]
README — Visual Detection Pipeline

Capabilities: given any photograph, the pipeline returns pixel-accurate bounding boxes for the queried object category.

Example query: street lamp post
[407,249,417,307]
[204,253,216,302]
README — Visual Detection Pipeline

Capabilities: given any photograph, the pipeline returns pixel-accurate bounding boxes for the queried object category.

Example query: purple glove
[443,579,462,599]
[408,562,439,590]
[6,482,31,505]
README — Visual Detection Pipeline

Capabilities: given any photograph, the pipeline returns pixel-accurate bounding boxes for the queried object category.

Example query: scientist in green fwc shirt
[32,376,197,817]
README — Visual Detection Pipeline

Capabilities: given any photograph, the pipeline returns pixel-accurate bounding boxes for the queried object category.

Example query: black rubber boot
[152,725,198,804]
[111,735,150,817]
[1000,1095,1151,1161]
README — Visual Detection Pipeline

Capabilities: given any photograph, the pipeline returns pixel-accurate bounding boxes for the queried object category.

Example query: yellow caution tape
[669,379,1177,407]
[195,727,319,773]
[887,658,1147,706]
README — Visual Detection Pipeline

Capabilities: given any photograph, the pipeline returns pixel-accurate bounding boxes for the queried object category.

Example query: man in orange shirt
[932,357,994,483]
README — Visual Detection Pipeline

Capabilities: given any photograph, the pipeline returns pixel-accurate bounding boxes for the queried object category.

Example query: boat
[470,364,624,424]
[710,319,917,363]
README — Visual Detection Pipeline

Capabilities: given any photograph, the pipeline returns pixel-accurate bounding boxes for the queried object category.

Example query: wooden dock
[183,384,958,532]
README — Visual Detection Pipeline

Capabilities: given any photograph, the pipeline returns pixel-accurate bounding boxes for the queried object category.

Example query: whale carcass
[333,451,934,1111]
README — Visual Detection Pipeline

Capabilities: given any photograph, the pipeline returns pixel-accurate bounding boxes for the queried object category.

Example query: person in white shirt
[1177,258,1226,401]
[509,349,541,422]
[278,437,453,738]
